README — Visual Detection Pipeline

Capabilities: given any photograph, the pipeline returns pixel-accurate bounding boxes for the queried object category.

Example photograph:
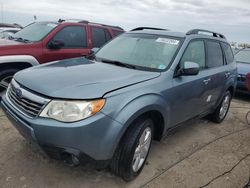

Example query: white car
[0,28,21,39]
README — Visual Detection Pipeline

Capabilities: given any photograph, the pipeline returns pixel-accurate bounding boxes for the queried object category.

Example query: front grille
[7,82,47,118]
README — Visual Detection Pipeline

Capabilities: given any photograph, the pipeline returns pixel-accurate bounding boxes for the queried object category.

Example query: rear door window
[206,41,224,68]
[221,43,234,64]
[92,27,109,48]
[51,26,87,48]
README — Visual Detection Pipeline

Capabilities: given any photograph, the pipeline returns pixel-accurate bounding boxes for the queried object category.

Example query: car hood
[0,38,24,46]
[237,61,250,75]
[15,57,160,99]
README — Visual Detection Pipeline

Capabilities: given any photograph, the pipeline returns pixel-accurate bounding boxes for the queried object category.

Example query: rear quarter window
[92,27,109,48]
[221,43,234,64]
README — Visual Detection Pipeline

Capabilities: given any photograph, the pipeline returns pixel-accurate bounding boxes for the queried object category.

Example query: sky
[0,0,250,43]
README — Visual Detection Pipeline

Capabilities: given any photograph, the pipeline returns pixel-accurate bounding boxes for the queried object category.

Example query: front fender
[101,93,169,149]
[115,94,168,127]
[0,55,39,66]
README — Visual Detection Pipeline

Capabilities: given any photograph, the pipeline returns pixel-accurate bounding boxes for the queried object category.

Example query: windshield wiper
[8,36,14,40]
[11,37,31,43]
[100,59,136,69]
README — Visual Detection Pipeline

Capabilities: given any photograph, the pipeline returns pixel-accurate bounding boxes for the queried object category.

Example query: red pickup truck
[0,20,124,94]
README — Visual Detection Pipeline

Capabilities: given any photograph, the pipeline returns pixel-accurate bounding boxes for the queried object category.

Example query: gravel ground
[0,93,249,188]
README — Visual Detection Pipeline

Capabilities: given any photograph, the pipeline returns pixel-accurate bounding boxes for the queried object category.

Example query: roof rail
[186,29,226,39]
[131,27,167,31]
[58,19,123,30]
[86,22,123,30]
[58,19,89,23]
[58,19,65,23]
[77,20,90,24]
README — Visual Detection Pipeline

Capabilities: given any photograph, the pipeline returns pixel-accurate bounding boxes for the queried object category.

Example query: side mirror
[48,40,64,49]
[91,47,99,54]
[180,61,200,76]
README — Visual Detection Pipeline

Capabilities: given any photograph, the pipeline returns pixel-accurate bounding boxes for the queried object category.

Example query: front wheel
[110,118,154,181]
[210,91,232,123]
[0,69,19,94]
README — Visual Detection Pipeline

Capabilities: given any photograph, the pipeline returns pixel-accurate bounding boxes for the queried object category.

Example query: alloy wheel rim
[132,127,152,172]
[0,76,12,90]
[219,95,230,119]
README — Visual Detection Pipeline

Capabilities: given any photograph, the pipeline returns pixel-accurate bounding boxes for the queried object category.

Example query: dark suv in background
[1,28,237,181]
[235,48,250,93]
[0,19,124,95]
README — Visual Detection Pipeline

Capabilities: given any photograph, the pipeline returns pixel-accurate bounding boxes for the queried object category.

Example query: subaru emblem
[15,88,22,98]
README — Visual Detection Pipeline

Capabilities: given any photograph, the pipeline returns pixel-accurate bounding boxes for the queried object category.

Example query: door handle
[225,72,231,77]
[203,78,211,85]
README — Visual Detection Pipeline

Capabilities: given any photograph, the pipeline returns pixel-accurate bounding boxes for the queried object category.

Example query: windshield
[12,22,58,42]
[95,33,181,71]
[235,49,250,64]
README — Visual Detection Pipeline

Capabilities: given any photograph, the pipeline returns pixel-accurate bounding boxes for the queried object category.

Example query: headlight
[40,99,105,122]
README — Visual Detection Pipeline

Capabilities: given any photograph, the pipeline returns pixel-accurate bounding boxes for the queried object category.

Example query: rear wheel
[110,118,153,181]
[0,69,19,93]
[210,91,232,123]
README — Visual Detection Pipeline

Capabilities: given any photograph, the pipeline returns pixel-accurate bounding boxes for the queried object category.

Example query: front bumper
[1,95,123,161]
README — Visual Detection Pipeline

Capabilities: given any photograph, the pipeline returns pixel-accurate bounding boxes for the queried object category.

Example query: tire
[110,118,154,181]
[0,69,19,93]
[210,91,232,123]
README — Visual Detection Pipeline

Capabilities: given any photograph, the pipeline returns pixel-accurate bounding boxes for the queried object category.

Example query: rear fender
[215,75,236,108]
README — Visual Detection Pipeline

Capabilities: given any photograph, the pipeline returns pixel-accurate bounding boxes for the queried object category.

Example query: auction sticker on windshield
[156,38,179,45]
